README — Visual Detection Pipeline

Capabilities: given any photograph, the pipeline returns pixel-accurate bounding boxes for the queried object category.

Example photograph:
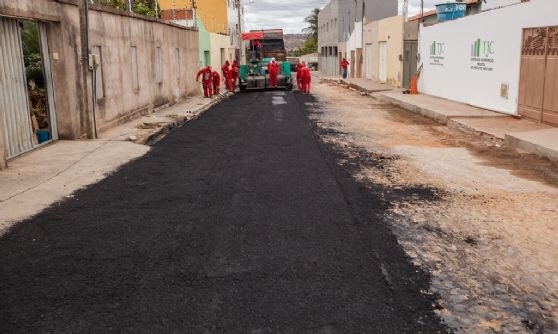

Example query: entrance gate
[0,17,35,158]
[518,26,558,125]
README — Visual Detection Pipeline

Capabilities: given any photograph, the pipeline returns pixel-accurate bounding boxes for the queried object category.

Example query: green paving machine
[239,29,293,91]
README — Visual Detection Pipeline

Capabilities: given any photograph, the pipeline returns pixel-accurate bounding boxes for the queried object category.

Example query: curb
[136,96,225,146]
[321,76,507,146]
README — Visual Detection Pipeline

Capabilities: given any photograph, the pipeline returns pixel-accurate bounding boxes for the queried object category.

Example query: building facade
[0,0,199,169]
[418,0,558,124]
[318,0,398,78]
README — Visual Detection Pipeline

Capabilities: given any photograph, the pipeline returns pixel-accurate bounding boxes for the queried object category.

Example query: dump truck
[239,29,293,91]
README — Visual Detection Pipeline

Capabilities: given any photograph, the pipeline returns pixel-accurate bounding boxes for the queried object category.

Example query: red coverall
[211,71,221,95]
[228,60,239,91]
[300,66,311,94]
[296,63,306,91]
[267,61,279,87]
[196,66,213,97]
[222,61,231,91]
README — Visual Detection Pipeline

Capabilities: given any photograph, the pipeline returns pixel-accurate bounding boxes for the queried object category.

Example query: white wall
[482,0,522,11]
[347,21,363,51]
[419,0,558,114]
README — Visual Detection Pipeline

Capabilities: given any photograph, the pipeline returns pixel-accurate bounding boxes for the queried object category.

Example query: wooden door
[365,44,373,79]
[542,26,558,125]
[518,26,558,125]
[379,42,387,82]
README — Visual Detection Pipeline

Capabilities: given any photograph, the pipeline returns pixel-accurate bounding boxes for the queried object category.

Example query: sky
[243,0,438,34]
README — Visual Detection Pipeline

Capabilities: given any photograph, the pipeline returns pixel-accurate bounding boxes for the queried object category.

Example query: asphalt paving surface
[0,90,451,333]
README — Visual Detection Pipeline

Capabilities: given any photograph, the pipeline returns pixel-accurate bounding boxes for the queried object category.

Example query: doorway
[365,43,373,79]
[379,41,387,82]
[204,50,211,67]
[0,17,57,159]
[403,40,418,88]
[350,50,355,78]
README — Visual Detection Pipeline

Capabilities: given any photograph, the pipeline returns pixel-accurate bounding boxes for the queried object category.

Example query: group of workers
[196,60,240,98]
[196,58,312,96]
[296,61,311,94]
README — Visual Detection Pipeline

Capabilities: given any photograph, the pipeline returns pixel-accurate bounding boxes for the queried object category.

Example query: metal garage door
[0,16,34,158]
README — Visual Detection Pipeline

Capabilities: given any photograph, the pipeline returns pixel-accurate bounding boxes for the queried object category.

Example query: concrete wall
[338,0,398,42]
[210,33,230,68]
[363,20,379,80]
[404,20,419,41]
[318,0,339,76]
[198,17,211,67]
[482,0,523,11]
[88,8,199,131]
[377,15,403,87]
[419,0,557,114]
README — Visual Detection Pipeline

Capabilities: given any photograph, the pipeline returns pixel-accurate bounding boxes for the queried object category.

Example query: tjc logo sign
[471,38,495,58]
[430,41,445,56]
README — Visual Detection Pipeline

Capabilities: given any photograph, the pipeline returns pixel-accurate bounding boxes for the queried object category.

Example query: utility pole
[192,0,197,28]
[236,0,243,63]
[79,0,95,138]
[128,0,133,13]
[403,0,409,21]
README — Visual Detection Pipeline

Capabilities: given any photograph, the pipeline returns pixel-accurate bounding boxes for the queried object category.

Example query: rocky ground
[309,79,558,334]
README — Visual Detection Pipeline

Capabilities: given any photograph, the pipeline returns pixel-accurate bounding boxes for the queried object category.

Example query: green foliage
[293,8,319,56]
[91,0,159,17]
[92,0,127,10]
[302,8,320,42]
[20,21,45,88]
[133,0,158,16]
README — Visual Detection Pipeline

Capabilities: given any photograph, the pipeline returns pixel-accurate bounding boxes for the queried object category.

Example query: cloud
[244,0,328,34]
[243,0,443,34]
[402,0,439,15]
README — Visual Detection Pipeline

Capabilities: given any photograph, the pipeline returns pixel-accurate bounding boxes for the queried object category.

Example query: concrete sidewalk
[315,72,558,162]
[0,94,223,234]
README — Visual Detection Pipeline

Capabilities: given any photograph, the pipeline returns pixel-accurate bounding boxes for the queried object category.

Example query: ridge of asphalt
[315,72,558,162]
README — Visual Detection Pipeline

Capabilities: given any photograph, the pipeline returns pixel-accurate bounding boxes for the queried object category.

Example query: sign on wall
[470,38,495,71]
[429,40,445,66]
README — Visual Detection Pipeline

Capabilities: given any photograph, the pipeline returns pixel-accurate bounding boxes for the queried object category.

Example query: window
[92,45,104,99]
[131,46,139,91]
[155,47,163,83]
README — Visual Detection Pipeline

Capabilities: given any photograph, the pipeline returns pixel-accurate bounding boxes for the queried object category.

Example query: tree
[302,8,319,43]
[300,8,319,55]
[91,0,159,17]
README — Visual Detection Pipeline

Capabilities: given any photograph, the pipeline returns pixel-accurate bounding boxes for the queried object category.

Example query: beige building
[0,0,199,169]
[363,15,404,87]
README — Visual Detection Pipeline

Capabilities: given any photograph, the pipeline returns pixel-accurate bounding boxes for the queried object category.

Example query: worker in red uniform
[228,60,239,92]
[196,65,213,97]
[300,64,312,94]
[296,61,306,91]
[222,60,231,92]
[211,70,221,95]
[267,58,279,88]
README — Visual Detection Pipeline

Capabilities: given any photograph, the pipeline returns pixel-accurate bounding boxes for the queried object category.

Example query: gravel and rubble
[309,80,558,334]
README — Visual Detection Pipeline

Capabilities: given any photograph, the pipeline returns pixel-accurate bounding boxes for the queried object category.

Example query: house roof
[408,9,436,21]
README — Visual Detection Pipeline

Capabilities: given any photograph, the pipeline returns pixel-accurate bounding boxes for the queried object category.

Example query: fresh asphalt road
[0,90,451,333]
